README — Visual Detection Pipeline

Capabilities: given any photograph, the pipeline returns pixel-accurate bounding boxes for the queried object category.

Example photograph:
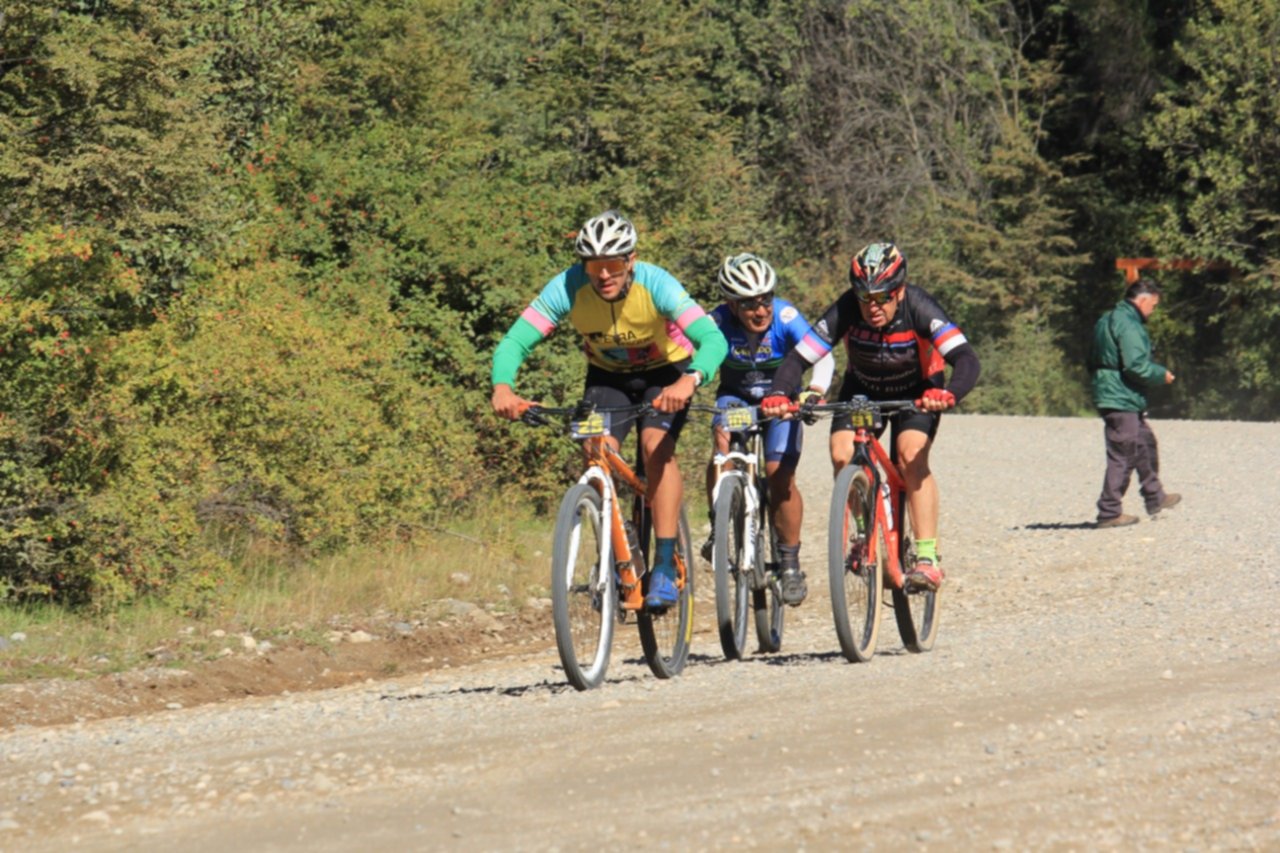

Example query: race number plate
[569,411,610,439]
[850,408,875,429]
[724,406,756,432]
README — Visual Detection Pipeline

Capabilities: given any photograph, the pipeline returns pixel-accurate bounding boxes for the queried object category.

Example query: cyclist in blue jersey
[702,253,834,606]
[492,211,729,611]
[762,242,980,594]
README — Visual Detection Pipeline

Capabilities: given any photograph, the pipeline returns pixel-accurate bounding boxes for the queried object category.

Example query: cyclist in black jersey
[761,242,980,593]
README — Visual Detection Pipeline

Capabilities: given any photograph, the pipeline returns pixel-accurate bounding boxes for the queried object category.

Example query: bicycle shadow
[384,652,717,701]
[1022,521,1098,530]
[378,647,891,701]
[692,647,912,667]
[381,668,655,701]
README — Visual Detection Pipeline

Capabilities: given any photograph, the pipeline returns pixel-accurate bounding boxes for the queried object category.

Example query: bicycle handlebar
[688,402,798,425]
[805,396,919,416]
[520,401,656,428]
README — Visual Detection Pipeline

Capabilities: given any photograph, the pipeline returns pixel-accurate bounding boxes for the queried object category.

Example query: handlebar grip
[520,406,549,427]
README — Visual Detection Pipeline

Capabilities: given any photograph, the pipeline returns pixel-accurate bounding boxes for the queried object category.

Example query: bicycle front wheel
[712,474,750,660]
[827,465,883,662]
[752,491,784,653]
[550,484,617,690]
[891,495,940,652]
[637,505,694,678]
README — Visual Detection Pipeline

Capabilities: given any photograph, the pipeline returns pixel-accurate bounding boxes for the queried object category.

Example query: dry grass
[0,498,552,682]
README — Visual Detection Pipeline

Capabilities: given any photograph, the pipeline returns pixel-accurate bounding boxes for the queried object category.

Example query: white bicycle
[699,403,785,659]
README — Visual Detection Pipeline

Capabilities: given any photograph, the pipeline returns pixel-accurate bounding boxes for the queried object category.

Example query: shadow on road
[1022,521,1097,530]
[381,645,913,702]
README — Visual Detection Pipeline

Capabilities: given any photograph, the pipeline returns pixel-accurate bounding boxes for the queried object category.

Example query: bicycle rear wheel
[637,505,694,678]
[550,484,617,690]
[827,465,883,662]
[752,490,784,653]
[891,495,939,652]
[712,474,750,660]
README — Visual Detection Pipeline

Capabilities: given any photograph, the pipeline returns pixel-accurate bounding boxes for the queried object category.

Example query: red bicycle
[813,397,940,661]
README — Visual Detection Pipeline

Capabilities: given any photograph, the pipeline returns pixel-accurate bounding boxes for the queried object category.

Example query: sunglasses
[584,257,630,278]
[733,297,772,312]
[855,288,898,306]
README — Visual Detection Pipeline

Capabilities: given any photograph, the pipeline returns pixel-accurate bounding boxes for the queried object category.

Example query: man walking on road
[1089,277,1181,528]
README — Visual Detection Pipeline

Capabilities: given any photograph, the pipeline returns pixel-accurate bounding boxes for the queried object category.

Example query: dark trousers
[1096,410,1166,520]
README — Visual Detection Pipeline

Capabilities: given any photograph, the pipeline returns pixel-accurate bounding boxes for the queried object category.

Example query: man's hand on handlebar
[651,372,698,413]
[798,389,824,424]
[760,394,793,419]
[915,387,956,413]
[492,384,533,421]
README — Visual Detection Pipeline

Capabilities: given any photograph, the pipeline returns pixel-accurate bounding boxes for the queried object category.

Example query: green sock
[915,538,938,562]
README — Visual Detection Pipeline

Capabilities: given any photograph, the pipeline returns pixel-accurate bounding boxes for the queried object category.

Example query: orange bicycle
[522,402,694,690]
[812,396,940,661]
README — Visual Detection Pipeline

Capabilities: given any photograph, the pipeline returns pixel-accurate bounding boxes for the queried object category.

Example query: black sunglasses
[733,297,771,311]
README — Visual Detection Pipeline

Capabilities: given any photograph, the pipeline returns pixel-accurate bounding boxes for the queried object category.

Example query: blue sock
[653,537,677,579]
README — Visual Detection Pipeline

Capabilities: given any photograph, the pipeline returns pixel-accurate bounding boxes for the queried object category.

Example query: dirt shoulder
[0,608,554,730]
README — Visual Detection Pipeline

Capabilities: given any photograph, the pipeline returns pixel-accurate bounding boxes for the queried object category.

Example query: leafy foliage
[2,0,1279,607]
[1139,0,1280,417]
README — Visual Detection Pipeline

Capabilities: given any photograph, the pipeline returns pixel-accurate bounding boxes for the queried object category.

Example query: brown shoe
[1095,514,1139,529]
[1147,493,1181,516]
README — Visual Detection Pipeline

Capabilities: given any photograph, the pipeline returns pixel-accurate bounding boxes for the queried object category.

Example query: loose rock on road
[2,414,1277,850]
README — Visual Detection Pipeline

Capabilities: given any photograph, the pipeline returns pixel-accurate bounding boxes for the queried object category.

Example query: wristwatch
[685,368,704,387]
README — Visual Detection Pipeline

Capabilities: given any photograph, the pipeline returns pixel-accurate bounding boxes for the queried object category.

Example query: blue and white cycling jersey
[710,297,833,401]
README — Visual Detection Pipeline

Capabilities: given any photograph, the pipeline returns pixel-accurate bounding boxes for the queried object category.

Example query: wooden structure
[1115,257,1231,283]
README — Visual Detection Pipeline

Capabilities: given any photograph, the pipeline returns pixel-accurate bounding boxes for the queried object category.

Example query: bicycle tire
[891,493,940,652]
[752,486,784,653]
[637,505,694,678]
[827,465,883,662]
[712,474,750,660]
[550,484,617,690]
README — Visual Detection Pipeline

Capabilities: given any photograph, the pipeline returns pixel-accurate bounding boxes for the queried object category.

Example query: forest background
[2,0,1277,609]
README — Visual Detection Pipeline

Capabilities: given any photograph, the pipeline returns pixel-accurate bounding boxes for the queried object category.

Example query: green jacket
[1089,299,1167,412]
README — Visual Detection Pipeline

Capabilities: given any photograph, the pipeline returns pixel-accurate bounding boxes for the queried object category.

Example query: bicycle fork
[581,466,645,612]
[711,460,765,591]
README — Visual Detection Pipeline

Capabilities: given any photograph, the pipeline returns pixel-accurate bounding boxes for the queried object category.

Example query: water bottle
[623,520,647,574]
[880,482,893,528]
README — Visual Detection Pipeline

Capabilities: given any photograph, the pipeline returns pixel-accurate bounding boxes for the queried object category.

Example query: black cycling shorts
[830,376,940,446]
[583,361,690,446]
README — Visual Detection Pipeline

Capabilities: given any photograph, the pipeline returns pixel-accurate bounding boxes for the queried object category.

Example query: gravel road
[2,414,1277,851]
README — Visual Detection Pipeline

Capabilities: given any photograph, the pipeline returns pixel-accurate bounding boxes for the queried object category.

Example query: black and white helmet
[718,253,777,300]
[574,210,638,258]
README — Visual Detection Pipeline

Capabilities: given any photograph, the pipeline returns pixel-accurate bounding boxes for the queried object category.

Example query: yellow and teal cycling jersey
[492,261,727,386]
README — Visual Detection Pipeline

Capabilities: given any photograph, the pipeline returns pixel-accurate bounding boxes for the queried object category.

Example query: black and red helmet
[849,242,907,295]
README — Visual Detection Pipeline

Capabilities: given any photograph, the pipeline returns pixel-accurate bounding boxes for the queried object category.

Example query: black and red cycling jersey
[769,284,980,402]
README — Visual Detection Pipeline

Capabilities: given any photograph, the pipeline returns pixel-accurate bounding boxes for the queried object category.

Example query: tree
[787,0,1089,413]
[1142,0,1280,418]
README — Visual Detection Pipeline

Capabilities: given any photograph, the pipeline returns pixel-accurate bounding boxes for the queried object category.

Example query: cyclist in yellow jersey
[492,211,729,610]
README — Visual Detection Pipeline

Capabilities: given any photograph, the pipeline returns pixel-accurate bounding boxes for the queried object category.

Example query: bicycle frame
[576,436,650,611]
[708,407,767,589]
[544,406,688,613]
[809,396,918,591]
[847,427,909,590]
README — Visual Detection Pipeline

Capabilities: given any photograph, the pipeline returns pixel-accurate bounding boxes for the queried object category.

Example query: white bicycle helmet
[574,210,638,258]
[718,252,777,300]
